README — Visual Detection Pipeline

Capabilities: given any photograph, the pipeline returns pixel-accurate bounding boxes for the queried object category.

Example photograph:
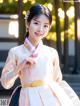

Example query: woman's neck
[28,37,40,48]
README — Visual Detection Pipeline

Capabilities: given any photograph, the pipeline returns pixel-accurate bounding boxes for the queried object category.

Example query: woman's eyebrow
[33,18,49,25]
[33,19,40,22]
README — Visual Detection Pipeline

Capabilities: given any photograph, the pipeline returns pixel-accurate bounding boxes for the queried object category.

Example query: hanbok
[1,41,80,106]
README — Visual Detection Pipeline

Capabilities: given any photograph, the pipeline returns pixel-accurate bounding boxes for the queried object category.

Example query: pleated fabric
[19,85,60,106]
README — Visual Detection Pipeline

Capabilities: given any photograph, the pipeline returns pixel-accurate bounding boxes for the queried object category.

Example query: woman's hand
[26,57,36,69]
[14,57,36,74]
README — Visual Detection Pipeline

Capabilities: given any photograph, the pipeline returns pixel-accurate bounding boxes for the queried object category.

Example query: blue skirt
[9,86,21,106]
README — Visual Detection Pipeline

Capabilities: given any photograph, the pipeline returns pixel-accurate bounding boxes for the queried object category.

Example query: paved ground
[0,96,9,106]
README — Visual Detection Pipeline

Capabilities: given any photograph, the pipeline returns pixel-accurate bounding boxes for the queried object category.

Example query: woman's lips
[35,32,44,36]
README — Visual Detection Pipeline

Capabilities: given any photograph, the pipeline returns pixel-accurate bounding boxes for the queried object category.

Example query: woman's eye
[34,22,38,25]
[44,25,48,28]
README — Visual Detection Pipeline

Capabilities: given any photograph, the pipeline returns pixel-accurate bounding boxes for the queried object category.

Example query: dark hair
[25,4,52,37]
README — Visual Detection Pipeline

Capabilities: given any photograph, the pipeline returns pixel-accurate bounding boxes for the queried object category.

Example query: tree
[54,0,62,62]
[63,2,69,73]
[73,2,79,74]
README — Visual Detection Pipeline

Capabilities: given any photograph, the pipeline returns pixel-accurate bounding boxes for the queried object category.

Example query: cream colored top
[1,41,62,89]
[1,41,80,106]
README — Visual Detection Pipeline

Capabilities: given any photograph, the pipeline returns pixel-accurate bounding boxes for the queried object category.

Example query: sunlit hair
[25,3,52,37]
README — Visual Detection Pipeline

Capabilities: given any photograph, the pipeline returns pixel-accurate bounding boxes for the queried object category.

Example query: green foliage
[0,2,18,14]
[0,0,75,41]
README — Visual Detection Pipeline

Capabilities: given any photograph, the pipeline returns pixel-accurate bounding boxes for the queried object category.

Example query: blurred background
[0,0,80,105]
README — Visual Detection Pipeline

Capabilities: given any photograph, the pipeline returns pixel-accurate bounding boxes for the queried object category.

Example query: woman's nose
[38,25,43,32]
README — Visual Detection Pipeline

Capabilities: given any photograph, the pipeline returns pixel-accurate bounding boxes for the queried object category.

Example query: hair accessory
[24,11,30,20]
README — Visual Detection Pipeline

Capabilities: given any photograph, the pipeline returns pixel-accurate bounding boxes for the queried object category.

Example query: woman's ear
[48,26,51,32]
[49,24,52,30]
[48,24,52,32]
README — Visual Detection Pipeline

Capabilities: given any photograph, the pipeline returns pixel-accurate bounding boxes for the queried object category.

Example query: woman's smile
[34,32,44,37]
[28,14,50,45]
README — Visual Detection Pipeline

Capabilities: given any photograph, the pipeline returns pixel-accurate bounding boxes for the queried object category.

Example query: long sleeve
[52,49,62,82]
[1,48,19,89]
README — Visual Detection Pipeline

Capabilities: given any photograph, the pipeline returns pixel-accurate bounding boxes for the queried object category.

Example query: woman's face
[27,14,50,43]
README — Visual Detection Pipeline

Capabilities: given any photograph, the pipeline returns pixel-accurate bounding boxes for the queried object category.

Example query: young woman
[1,3,80,106]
